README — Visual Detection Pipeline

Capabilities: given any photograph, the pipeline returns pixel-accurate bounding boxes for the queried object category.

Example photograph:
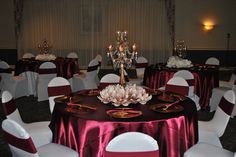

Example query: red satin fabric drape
[49,95,198,157]
[143,66,219,109]
[14,57,80,79]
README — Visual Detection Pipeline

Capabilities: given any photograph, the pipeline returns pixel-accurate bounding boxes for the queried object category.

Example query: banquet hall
[0,0,236,157]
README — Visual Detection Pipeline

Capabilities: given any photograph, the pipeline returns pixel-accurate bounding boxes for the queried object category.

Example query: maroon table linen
[143,65,219,109]
[49,94,198,157]
[14,57,80,79]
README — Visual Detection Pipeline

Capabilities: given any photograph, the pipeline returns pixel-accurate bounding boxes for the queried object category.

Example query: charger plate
[65,103,96,114]
[106,108,142,119]
[150,103,184,113]
[158,94,177,103]
[54,95,81,103]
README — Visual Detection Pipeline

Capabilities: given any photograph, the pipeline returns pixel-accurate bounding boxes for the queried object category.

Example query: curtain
[18,0,173,67]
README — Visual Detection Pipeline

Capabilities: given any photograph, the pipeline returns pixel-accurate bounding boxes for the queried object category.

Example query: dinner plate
[79,89,100,96]
[144,88,162,96]
[149,103,184,113]
[54,95,82,103]
[158,94,177,103]
[65,103,96,114]
[106,108,142,119]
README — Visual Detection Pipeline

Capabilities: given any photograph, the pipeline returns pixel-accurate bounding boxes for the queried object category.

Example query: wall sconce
[202,21,215,32]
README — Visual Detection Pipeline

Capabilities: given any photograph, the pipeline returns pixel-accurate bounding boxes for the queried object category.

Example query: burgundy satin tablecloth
[143,65,219,109]
[49,94,198,157]
[14,57,80,79]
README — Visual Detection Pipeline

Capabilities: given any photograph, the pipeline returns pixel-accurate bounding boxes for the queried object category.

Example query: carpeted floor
[0,95,236,157]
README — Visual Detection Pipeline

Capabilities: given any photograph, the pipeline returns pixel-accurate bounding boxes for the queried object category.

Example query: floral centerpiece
[35,53,56,61]
[166,56,193,68]
[97,84,152,107]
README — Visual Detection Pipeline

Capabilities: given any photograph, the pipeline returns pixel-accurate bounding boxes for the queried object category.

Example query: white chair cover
[2,119,79,157]
[173,70,201,110]
[135,56,148,78]
[22,53,35,59]
[165,76,189,96]
[72,59,99,92]
[1,90,52,148]
[104,132,159,157]
[48,77,72,113]
[129,56,148,85]
[67,52,79,59]
[100,73,120,88]
[205,57,220,65]
[209,73,236,112]
[184,143,235,157]
[37,62,57,101]
[0,61,28,99]
[198,90,235,147]
[94,54,102,84]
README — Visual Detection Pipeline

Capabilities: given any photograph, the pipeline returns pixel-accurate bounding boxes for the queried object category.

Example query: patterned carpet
[0,95,236,157]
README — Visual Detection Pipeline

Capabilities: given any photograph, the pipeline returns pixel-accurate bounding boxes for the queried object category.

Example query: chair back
[2,119,38,157]
[0,61,12,79]
[1,91,24,126]
[212,90,235,137]
[86,59,100,84]
[100,74,120,88]
[22,53,35,59]
[95,54,102,73]
[173,70,194,96]
[105,132,159,157]
[87,58,99,72]
[37,62,57,101]
[205,57,220,65]
[48,77,72,113]
[165,76,189,96]
[67,52,78,59]
[135,56,148,78]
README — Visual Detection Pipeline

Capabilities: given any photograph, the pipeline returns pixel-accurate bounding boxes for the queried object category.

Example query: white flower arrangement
[97,84,152,107]
[166,56,193,68]
[35,53,56,61]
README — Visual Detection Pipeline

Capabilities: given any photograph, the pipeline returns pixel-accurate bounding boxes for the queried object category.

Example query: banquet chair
[165,76,189,96]
[99,73,120,89]
[198,90,235,147]
[67,52,79,59]
[205,57,220,65]
[184,143,235,157]
[20,53,38,96]
[129,56,148,85]
[0,60,28,99]
[104,132,159,157]
[72,58,99,92]
[2,119,79,157]
[48,77,72,113]
[22,52,35,59]
[37,62,57,101]
[173,70,201,110]
[94,54,103,84]
[1,90,52,148]
[209,72,236,112]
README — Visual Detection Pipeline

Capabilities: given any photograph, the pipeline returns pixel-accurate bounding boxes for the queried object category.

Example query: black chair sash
[219,96,234,116]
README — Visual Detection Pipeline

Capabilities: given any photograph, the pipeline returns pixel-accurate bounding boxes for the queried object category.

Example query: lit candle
[119,45,124,52]
[132,44,136,51]
[108,45,113,52]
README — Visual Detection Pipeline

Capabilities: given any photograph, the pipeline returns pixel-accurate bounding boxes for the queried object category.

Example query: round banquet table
[143,64,219,109]
[49,92,198,157]
[14,57,80,79]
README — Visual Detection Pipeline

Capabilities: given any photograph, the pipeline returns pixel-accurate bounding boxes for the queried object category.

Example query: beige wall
[175,0,236,50]
[0,0,235,50]
[0,0,16,49]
